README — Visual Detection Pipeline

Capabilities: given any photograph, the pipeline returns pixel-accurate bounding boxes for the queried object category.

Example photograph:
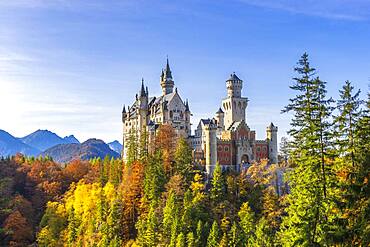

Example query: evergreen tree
[330,80,363,244]
[279,53,335,246]
[143,151,166,203]
[127,128,138,165]
[162,190,178,244]
[186,232,195,247]
[206,221,220,247]
[228,221,242,247]
[176,232,186,247]
[67,206,77,246]
[139,129,149,163]
[238,202,255,242]
[174,137,193,182]
[210,162,226,204]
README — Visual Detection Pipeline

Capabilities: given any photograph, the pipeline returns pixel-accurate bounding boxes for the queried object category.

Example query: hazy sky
[0,0,369,143]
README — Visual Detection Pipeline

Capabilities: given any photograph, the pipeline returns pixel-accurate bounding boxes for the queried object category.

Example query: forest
[0,53,369,246]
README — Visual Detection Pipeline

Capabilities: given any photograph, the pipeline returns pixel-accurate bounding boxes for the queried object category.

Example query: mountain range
[0,129,122,163]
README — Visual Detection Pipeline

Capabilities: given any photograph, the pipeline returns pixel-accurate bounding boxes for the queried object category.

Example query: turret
[222,73,248,129]
[160,58,175,95]
[138,79,148,132]
[226,72,242,98]
[185,99,191,136]
[122,105,127,122]
[267,122,278,164]
[215,107,224,130]
[205,119,218,177]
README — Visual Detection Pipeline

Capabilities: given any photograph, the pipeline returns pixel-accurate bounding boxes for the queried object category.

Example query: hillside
[41,138,120,163]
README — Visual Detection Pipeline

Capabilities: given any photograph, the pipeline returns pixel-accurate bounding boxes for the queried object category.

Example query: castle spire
[122,105,126,113]
[164,57,172,79]
[140,78,146,97]
[185,99,190,112]
[160,57,175,95]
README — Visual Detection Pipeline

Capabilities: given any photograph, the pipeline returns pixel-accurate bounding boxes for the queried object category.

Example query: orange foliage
[3,210,33,246]
[121,161,145,240]
[155,124,177,175]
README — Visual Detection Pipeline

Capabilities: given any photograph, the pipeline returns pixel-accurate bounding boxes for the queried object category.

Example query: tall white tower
[205,120,218,177]
[267,122,278,164]
[221,73,248,130]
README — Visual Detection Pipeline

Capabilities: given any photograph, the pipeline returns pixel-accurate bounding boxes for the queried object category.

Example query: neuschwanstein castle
[122,59,278,176]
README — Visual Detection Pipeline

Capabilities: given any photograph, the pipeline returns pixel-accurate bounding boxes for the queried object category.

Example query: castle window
[224,146,229,152]
[218,146,222,152]
[170,111,173,118]
[257,147,261,151]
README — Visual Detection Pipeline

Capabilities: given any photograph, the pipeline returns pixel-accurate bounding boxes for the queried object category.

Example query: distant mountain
[0,130,41,157]
[20,129,80,151]
[108,140,123,154]
[41,138,120,163]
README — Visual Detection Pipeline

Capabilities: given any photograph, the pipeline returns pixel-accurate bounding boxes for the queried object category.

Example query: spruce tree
[174,137,193,182]
[228,221,242,247]
[210,162,226,205]
[162,190,178,244]
[279,53,335,246]
[126,128,138,165]
[206,221,220,247]
[139,129,149,163]
[331,80,363,244]
[238,202,255,243]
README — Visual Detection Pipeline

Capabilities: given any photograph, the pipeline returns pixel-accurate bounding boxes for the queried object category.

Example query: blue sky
[0,0,369,142]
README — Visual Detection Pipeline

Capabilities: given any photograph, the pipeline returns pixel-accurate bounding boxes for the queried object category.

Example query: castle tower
[215,107,224,131]
[267,122,278,164]
[221,73,248,129]
[185,99,192,136]
[138,79,148,132]
[205,120,218,177]
[160,58,175,95]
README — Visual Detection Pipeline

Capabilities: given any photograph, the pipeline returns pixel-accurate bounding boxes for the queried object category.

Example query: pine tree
[238,202,255,242]
[162,190,178,244]
[228,221,242,247]
[67,206,77,246]
[279,53,335,246]
[186,232,195,247]
[174,137,193,183]
[176,232,186,247]
[139,129,149,163]
[127,128,138,165]
[206,221,220,247]
[331,80,363,244]
[210,162,226,205]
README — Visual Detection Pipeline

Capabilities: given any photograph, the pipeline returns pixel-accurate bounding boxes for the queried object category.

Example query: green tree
[238,202,255,242]
[176,232,186,247]
[210,162,226,204]
[174,137,193,182]
[162,190,178,244]
[228,221,242,247]
[279,53,335,246]
[126,128,138,165]
[139,129,149,163]
[206,221,220,247]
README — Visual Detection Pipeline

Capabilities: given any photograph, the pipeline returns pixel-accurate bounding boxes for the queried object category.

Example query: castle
[122,59,278,176]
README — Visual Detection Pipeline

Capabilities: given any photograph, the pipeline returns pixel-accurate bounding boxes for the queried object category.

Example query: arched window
[170,110,173,118]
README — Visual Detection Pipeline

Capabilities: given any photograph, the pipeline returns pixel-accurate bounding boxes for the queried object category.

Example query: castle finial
[122,105,126,113]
